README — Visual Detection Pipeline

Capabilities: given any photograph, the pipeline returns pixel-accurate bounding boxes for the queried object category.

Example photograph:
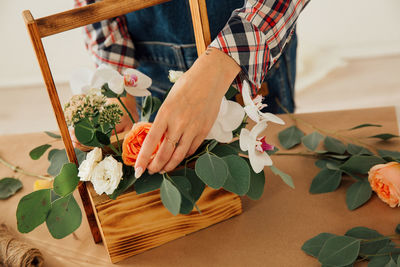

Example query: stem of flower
[273,152,318,158]
[107,144,121,156]
[113,125,122,154]
[0,156,53,181]
[275,98,377,152]
[117,96,136,124]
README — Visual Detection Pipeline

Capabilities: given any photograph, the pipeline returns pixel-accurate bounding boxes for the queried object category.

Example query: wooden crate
[88,185,241,263]
[22,0,243,263]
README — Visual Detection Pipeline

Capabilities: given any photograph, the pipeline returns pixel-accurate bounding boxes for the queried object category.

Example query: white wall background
[0,0,400,89]
[0,0,93,88]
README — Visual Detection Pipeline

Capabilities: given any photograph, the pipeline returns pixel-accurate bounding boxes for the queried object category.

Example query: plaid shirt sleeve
[209,0,310,95]
[74,0,137,72]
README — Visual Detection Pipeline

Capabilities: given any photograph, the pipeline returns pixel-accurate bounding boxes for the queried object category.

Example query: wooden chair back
[22,0,212,244]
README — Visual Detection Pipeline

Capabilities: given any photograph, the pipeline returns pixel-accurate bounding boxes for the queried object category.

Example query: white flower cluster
[206,80,285,173]
[78,148,123,195]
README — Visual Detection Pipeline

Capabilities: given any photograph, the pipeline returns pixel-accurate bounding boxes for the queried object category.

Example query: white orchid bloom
[240,120,275,173]
[206,97,245,143]
[168,70,184,83]
[70,65,152,97]
[242,80,285,125]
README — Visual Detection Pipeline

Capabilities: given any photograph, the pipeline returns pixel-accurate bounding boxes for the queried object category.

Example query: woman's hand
[134,48,241,177]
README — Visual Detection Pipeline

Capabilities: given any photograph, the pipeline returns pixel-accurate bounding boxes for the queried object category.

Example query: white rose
[78,147,102,181]
[91,156,123,195]
[168,70,184,83]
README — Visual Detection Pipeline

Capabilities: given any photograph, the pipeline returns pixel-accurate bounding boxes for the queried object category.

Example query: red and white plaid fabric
[74,0,309,94]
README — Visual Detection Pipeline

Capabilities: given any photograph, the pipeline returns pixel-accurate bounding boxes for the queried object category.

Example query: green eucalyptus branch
[275,99,377,153]
[0,155,53,181]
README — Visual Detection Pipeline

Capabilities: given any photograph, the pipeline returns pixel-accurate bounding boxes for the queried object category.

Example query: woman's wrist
[191,47,241,96]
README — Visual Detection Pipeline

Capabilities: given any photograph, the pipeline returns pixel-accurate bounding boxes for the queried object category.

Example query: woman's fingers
[146,131,181,174]
[134,118,167,178]
[185,135,206,158]
[163,130,194,173]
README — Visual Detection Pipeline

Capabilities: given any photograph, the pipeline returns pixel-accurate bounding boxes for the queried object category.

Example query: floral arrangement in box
[10,65,292,239]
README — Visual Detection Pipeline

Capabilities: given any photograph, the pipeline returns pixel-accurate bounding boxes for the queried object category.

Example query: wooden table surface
[1,106,399,267]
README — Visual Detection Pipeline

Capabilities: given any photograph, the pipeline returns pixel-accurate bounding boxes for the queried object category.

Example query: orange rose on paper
[368,162,400,208]
[122,122,161,166]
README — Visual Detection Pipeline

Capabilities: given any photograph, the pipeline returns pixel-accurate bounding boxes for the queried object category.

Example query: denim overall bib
[125,0,297,114]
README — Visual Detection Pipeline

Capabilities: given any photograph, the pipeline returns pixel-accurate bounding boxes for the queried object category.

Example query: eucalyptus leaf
[46,195,82,239]
[53,163,79,197]
[222,155,250,195]
[309,169,342,194]
[318,236,360,266]
[340,156,386,174]
[326,154,350,160]
[246,169,265,200]
[48,149,60,161]
[95,131,110,146]
[315,159,342,169]
[195,153,228,189]
[369,133,399,141]
[75,119,95,144]
[348,124,382,130]
[0,178,23,199]
[29,144,52,160]
[346,180,372,210]
[44,131,61,139]
[302,233,337,257]
[324,136,346,154]
[47,149,86,176]
[347,144,373,156]
[17,189,51,233]
[160,178,181,216]
[378,149,400,160]
[270,165,294,189]
[134,172,163,194]
[345,227,390,257]
[302,131,324,151]
[171,168,204,201]
[170,176,194,214]
[278,126,305,149]
[212,144,239,157]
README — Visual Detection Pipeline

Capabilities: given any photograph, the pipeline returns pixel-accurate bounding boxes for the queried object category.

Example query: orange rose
[122,122,161,166]
[368,161,400,208]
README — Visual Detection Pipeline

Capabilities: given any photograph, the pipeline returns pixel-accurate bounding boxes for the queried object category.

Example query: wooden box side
[87,184,242,263]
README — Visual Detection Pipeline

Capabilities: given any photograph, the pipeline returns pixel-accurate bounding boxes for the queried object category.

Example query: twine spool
[0,224,44,267]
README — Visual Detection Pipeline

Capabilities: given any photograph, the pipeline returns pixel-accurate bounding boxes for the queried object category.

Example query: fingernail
[135,167,143,178]
[159,171,166,174]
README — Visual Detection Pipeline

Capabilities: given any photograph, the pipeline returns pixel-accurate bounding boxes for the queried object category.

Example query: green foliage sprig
[275,116,400,210]
[302,225,400,266]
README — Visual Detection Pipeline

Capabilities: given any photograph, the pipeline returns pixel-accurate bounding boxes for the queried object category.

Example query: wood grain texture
[87,184,242,263]
[35,0,171,38]
[22,10,102,244]
[188,0,212,56]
